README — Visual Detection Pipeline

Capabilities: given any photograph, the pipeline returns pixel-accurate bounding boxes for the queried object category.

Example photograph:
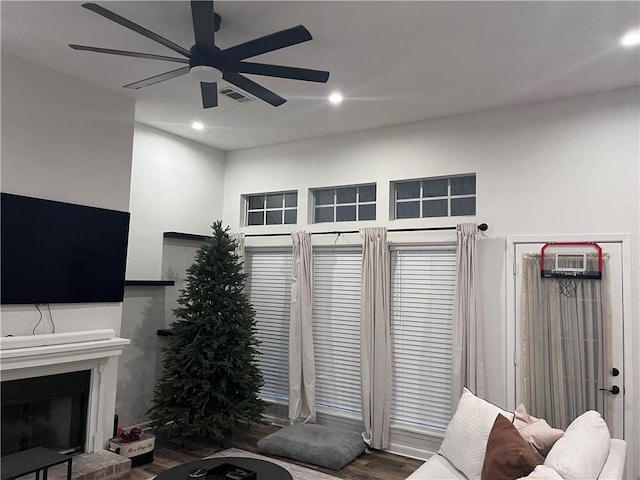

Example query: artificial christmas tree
[148,221,264,442]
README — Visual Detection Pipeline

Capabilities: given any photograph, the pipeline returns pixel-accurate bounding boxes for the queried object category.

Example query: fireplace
[2,370,91,456]
[0,330,129,454]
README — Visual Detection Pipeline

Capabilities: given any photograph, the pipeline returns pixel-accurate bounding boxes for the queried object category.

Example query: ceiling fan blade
[191,1,217,56]
[223,72,286,106]
[218,25,312,62]
[123,66,190,89]
[81,3,192,58]
[200,82,218,108]
[69,44,189,63]
[225,61,329,83]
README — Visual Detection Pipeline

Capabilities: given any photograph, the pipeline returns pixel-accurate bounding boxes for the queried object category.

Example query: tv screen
[1,193,130,304]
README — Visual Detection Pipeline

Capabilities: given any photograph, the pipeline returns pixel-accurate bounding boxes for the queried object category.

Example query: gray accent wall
[116,286,166,429]
[116,236,205,428]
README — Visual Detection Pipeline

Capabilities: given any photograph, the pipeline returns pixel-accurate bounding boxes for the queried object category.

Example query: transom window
[393,175,475,219]
[313,184,376,223]
[245,191,297,226]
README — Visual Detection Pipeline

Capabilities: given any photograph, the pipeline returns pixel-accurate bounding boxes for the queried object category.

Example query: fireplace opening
[1,370,91,456]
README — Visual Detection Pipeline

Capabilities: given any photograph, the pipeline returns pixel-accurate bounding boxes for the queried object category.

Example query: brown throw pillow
[513,404,564,462]
[481,414,538,480]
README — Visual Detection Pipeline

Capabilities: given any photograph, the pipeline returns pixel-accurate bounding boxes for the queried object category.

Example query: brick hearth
[39,451,131,480]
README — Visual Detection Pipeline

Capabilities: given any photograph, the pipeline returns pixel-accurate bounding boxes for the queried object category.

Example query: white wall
[224,88,639,239]
[126,123,226,280]
[0,53,135,450]
[1,54,133,212]
[116,124,225,428]
[223,87,640,472]
[0,53,135,335]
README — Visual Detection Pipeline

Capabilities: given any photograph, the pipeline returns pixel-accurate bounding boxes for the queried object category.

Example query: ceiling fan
[69,1,330,108]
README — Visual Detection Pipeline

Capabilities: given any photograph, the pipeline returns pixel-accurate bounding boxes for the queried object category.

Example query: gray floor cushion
[257,423,367,470]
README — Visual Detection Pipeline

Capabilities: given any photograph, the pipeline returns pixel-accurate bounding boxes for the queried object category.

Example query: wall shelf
[124,280,175,287]
[163,231,210,242]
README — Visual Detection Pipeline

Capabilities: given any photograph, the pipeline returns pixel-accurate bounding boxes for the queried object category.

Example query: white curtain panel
[360,227,392,449]
[230,232,245,273]
[451,223,485,408]
[521,254,612,430]
[289,231,316,424]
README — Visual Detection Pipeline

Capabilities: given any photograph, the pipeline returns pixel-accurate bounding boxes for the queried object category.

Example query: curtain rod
[244,223,488,238]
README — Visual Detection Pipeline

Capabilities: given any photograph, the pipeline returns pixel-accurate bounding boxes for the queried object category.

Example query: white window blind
[313,247,362,418]
[390,246,456,431]
[246,249,292,402]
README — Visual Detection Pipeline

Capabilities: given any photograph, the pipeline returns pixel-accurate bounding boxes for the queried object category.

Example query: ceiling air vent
[218,87,255,103]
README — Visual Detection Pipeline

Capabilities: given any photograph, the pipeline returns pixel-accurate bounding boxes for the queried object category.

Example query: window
[312,248,362,418]
[313,184,376,223]
[246,249,292,401]
[394,175,475,219]
[390,246,456,432]
[245,191,297,226]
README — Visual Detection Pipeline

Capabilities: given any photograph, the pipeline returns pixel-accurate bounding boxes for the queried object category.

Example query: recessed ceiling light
[620,30,640,47]
[328,92,343,105]
[192,121,204,130]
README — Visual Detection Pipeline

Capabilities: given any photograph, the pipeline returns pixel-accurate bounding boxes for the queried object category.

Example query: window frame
[311,183,377,224]
[393,174,476,220]
[244,191,298,226]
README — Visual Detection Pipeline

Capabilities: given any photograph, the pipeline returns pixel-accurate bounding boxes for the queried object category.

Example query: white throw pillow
[438,388,514,480]
[517,465,564,480]
[544,410,611,480]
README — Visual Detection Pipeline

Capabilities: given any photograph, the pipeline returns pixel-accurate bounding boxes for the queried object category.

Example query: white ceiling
[2,1,639,151]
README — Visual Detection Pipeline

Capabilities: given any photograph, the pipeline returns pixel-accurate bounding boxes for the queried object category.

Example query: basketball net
[555,276,579,298]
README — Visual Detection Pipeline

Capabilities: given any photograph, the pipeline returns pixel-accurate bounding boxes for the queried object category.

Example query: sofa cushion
[516,465,564,480]
[439,388,514,480]
[513,404,564,462]
[481,414,538,480]
[543,410,611,480]
[405,453,467,480]
[256,423,366,470]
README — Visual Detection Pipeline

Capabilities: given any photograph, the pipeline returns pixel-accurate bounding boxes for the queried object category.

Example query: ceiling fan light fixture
[190,65,224,83]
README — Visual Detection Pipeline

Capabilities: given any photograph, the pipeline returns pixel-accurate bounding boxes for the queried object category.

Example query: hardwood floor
[130,423,424,480]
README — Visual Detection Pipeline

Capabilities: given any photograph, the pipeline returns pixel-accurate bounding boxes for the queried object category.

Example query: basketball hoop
[540,242,602,298]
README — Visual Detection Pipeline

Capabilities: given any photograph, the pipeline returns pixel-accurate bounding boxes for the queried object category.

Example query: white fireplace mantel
[1,330,130,375]
[0,330,130,452]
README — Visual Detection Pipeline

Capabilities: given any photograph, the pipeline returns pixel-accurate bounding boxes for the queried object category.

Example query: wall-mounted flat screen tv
[1,193,130,304]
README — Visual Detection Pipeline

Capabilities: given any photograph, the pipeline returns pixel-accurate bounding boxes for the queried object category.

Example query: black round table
[155,457,293,480]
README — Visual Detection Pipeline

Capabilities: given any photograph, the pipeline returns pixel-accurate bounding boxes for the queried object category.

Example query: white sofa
[407,440,627,480]
[406,389,627,480]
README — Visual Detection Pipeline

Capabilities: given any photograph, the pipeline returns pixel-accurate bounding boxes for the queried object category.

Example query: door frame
[505,234,632,439]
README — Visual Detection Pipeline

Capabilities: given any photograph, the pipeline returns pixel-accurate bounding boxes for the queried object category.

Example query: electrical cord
[33,304,44,334]
[32,304,56,334]
[47,304,56,333]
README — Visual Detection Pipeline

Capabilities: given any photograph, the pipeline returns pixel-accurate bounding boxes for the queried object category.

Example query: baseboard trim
[387,442,436,461]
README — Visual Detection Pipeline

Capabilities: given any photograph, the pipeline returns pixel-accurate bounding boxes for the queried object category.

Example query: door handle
[599,385,620,395]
